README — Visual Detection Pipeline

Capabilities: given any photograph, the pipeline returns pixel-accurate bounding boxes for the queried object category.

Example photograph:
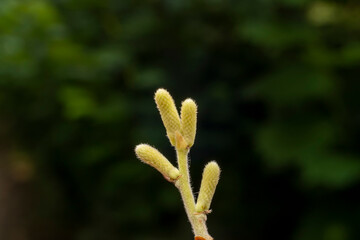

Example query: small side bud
[195,237,207,240]
[135,144,180,180]
[175,131,188,150]
[180,98,197,147]
[195,161,220,213]
[154,89,181,146]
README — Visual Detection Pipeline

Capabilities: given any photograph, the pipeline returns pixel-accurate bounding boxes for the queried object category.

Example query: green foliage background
[0,0,360,239]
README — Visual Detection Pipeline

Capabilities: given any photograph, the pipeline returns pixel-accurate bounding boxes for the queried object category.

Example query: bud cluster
[134,88,221,240]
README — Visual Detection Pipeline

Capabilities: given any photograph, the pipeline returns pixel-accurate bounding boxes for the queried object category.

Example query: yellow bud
[180,98,197,147]
[154,89,181,146]
[135,144,180,180]
[195,161,220,212]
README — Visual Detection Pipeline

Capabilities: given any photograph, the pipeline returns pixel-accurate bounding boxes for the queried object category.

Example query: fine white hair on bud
[195,161,220,213]
[180,98,197,148]
[135,144,180,180]
[154,89,181,146]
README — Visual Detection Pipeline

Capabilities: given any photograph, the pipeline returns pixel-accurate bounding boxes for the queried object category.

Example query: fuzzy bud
[195,161,220,212]
[180,98,197,147]
[135,144,180,180]
[154,89,181,146]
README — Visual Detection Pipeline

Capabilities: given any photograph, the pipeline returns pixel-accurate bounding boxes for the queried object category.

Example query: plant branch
[175,147,212,240]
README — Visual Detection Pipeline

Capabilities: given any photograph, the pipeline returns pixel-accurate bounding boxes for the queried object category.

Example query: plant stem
[175,149,213,240]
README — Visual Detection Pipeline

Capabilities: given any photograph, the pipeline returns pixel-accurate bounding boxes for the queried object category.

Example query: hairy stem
[175,149,212,240]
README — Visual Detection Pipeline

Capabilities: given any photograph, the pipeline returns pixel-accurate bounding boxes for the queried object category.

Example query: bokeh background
[1,0,360,239]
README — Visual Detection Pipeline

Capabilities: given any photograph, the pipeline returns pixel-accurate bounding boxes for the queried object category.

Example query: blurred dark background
[1,0,360,240]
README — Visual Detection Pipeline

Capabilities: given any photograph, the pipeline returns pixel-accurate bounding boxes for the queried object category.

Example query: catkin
[195,161,220,212]
[180,99,197,147]
[154,89,181,146]
[135,144,180,180]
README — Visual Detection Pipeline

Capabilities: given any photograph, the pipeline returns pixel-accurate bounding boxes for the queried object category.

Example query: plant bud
[180,98,197,147]
[154,89,181,146]
[195,161,220,212]
[135,144,180,180]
